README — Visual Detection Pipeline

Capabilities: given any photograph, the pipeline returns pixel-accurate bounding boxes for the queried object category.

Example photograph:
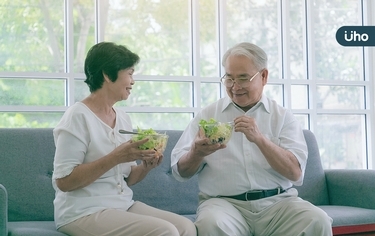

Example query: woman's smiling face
[110,67,135,101]
[224,55,268,111]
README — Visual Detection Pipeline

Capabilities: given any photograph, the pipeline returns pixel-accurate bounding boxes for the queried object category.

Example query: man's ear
[261,69,268,85]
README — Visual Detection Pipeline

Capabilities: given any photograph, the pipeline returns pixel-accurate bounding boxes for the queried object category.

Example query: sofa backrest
[131,129,330,210]
[0,128,328,223]
[0,128,56,221]
[294,129,329,205]
[0,128,199,222]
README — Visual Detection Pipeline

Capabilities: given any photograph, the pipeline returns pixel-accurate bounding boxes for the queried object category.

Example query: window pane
[199,0,218,77]
[0,112,63,128]
[128,113,192,130]
[0,78,65,106]
[76,80,193,108]
[121,81,192,107]
[75,79,90,102]
[287,0,305,80]
[73,0,95,73]
[317,86,365,109]
[201,82,221,107]
[103,0,191,76]
[225,0,280,80]
[295,114,309,130]
[291,85,308,109]
[0,1,64,72]
[264,84,283,106]
[316,115,366,169]
[312,0,363,81]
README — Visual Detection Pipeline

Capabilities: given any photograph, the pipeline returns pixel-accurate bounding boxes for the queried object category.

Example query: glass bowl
[199,121,234,145]
[131,133,169,154]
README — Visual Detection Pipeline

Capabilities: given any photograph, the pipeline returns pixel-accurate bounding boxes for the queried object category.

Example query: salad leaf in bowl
[199,118,233,145]
[131,128,169,154]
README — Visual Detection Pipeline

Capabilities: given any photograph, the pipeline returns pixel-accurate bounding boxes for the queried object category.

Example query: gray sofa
[1,128,375,236]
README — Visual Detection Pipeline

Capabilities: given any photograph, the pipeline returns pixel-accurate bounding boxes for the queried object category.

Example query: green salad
[199,118,233,144]
[131,127,168,151]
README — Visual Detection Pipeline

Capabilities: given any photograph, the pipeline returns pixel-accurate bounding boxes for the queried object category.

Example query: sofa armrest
[325,169,375,209]
[0,184,7,236]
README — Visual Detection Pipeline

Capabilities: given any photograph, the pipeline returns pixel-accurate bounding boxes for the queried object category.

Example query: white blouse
[52,102,136,229]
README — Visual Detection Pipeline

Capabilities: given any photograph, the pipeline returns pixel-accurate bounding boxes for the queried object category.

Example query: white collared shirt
[52,102,136,229]
[171,95,308,196]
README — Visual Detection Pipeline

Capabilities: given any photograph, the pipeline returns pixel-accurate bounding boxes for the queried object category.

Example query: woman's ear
[103,72,111,83]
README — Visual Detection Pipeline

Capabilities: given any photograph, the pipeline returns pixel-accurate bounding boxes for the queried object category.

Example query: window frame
[0,0,374,169]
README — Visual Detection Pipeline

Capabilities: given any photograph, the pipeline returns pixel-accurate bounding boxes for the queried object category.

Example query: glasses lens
[237,79,250,87]
[224,79,233,87]
[222,75,253,87]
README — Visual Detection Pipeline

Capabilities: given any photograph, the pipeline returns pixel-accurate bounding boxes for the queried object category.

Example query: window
[0,0,374,169]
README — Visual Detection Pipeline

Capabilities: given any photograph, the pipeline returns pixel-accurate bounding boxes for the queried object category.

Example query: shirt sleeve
[280,111,308,186]
[52,106,90,180]
[53,129,88,179]
[171,116,205,182]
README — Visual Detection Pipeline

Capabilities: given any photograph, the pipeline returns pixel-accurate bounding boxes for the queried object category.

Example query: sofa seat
[319,206,375,235]
[7,221,65,236]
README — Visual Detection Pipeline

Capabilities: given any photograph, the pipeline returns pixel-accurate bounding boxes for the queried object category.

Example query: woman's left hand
[142,154,163,169]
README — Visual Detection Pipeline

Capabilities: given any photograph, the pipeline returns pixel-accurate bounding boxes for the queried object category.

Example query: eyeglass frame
[220,69,263,88]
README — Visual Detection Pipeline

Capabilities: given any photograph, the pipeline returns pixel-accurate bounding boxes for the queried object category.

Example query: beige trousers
[195,188,333,236]
[58,201,197,236]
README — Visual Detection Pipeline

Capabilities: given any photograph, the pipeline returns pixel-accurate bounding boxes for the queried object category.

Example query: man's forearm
[177,151,204,178]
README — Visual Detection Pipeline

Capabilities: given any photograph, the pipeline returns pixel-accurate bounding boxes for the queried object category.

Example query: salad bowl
[199,119,234,145]
[129,128,169,154]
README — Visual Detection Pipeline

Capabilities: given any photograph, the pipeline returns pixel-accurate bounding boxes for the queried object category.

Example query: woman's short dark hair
[84,42,140,92]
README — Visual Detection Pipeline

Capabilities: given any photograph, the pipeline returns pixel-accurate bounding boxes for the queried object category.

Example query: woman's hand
[126,154,164,186]
[112,138,157,164]
[141,153,163,169]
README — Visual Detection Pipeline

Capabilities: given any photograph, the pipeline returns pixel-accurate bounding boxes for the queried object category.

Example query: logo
[336,26,375,46]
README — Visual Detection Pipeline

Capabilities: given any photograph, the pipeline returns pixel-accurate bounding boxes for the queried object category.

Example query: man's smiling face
[224,55,268,111]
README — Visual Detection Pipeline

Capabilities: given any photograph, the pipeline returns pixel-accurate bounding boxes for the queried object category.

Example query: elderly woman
[52,42,196,236]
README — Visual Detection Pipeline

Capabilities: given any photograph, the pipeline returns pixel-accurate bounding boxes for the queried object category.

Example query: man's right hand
[191,127,227,157]
[176,128,226,178]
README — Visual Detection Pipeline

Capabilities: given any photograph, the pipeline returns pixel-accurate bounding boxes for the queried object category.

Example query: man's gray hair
[222,42,268,70]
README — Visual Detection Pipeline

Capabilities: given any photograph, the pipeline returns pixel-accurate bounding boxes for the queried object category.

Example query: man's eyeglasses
[220,70,262,88]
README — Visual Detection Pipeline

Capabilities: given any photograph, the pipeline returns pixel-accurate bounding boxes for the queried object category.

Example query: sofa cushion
[294,130,330,205]
[325,169,375,209]
[319,205,375,235]
[8,221,66,236]
[319,205,375,227]
[0,128,56,222]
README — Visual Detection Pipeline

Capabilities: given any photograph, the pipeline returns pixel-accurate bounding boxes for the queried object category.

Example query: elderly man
[171,42,332,236]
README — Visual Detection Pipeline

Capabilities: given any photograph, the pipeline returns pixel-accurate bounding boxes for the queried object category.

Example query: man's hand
[192,127,227,156]
[233,115,302,181]
[176,127,226,178]
[233,115,262,144]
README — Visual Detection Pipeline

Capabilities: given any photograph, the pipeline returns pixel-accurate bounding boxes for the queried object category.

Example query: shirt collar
[221,94,271,114]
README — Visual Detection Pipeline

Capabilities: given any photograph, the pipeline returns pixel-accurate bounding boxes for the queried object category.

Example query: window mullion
[65,0,75,107]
